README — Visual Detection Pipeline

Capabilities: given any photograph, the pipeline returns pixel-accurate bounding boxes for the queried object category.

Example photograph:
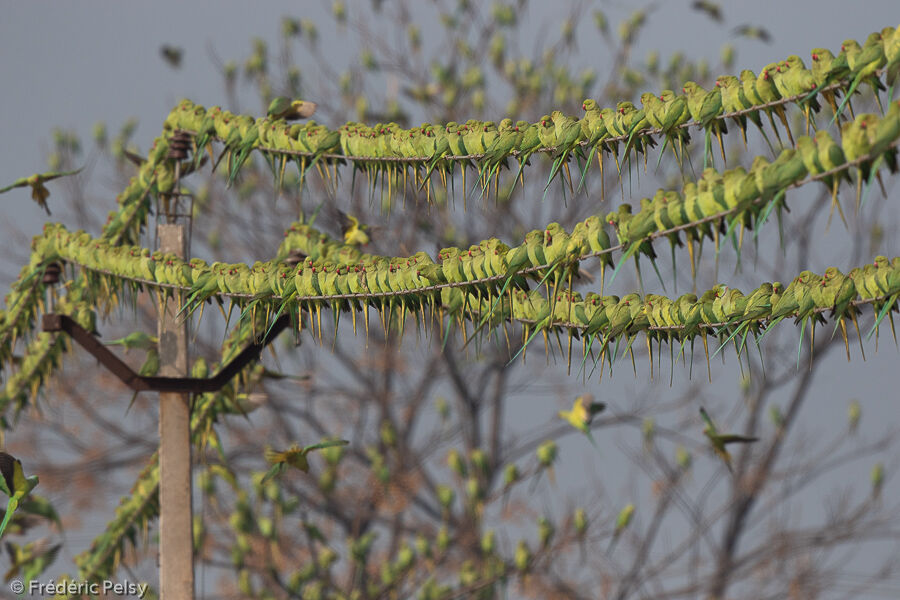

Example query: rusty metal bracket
[43,313,290,393]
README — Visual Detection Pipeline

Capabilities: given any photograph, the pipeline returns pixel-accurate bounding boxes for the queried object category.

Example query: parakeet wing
[302,439,350,452]
[42,167,84,182]
[0,178,28,194]
[260,463,286,484]
[588,402,607,416]
[332,207,356,234]
[698,407,716,431]
[292,100,317,118]
[0,497,19,539]
[264,447,287,464]
[719,434,759,444]
[268,96,290,117]
[0,453,14,496]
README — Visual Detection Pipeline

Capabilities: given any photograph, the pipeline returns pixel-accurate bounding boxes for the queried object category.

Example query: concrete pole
[157,224,194,599]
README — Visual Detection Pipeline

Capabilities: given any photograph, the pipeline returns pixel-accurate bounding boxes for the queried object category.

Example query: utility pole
[157,135,194,599]
[157,223,193,599]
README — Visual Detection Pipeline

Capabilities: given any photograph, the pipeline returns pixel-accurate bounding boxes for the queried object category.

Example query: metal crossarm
[42,313,290,393]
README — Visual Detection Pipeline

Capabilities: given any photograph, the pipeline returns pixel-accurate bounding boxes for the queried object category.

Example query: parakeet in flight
[104,331,158,353]
[267,96,317,121]
[262,440,349,482]
[0,168,83,215]
[699,407,758,473]
[558,395,606,445]
[0,452,40,539]
[336,209,371,246]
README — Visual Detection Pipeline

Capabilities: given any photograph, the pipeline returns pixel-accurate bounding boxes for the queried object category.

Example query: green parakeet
[544,110,584,198]
[104,331,158,353]
[848,399,861,433]
[0,168,83,215]
[4,540,61,583]
[658,89,692,167]
[558,395,606,445]
[0,452,40,540]
[126,346,160,413]
[508,121,541,195]
[618,100,654,168]
[809,48,844,116]
[871,462,884,497]
[336,210,370,246]
[682,81,727,167]
[577,99,616,196]
[779,55,821,126]
[262,440,350,483]
[699,407,758,473]
[514,540,531,572]
[478,118,522,198]
[842,113,880,211]
[607,503,635,554]
[716,75,770,150]
[757,65,795,146]
[267,96,317,120]
[833,34,887,122]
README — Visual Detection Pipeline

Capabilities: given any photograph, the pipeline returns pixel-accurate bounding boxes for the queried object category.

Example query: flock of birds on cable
[147,27,900,206]
[1,27,900,394]
[1,25,900,588]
